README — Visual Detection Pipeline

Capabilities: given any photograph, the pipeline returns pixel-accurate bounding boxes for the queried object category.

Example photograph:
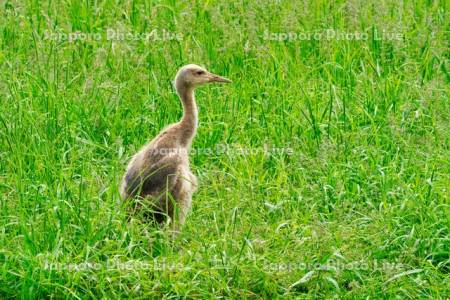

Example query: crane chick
[120,64,231,233]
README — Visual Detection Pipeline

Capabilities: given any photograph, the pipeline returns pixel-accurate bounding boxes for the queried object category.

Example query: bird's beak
[208,72,232,83]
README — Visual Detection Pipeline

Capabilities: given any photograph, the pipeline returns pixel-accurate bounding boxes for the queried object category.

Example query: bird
[119,64,231,234]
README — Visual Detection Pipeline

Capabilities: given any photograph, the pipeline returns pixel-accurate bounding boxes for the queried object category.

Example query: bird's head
[174,64,231,89]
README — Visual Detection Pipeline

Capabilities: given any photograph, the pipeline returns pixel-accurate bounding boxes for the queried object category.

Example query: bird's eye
[196,70,205,75]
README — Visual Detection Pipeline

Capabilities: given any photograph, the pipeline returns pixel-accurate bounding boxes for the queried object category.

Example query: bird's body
[120,64,231,232]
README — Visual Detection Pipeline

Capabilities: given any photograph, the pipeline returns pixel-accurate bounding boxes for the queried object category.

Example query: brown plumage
[120,64,231,233]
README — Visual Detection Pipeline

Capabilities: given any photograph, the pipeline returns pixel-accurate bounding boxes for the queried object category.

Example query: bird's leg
[170,197,191,239]
[168,170,194,238]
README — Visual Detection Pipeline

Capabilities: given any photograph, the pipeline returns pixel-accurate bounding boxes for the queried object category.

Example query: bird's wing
[122,153,182,199]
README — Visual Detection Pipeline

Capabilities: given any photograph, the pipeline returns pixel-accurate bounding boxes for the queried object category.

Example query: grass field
[0,0,449,298]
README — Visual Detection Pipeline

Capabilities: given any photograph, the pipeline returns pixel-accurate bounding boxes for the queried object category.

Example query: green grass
[0,0,449,298]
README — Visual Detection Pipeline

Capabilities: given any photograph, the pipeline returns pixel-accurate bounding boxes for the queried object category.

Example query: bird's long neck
[176,83,198,148]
